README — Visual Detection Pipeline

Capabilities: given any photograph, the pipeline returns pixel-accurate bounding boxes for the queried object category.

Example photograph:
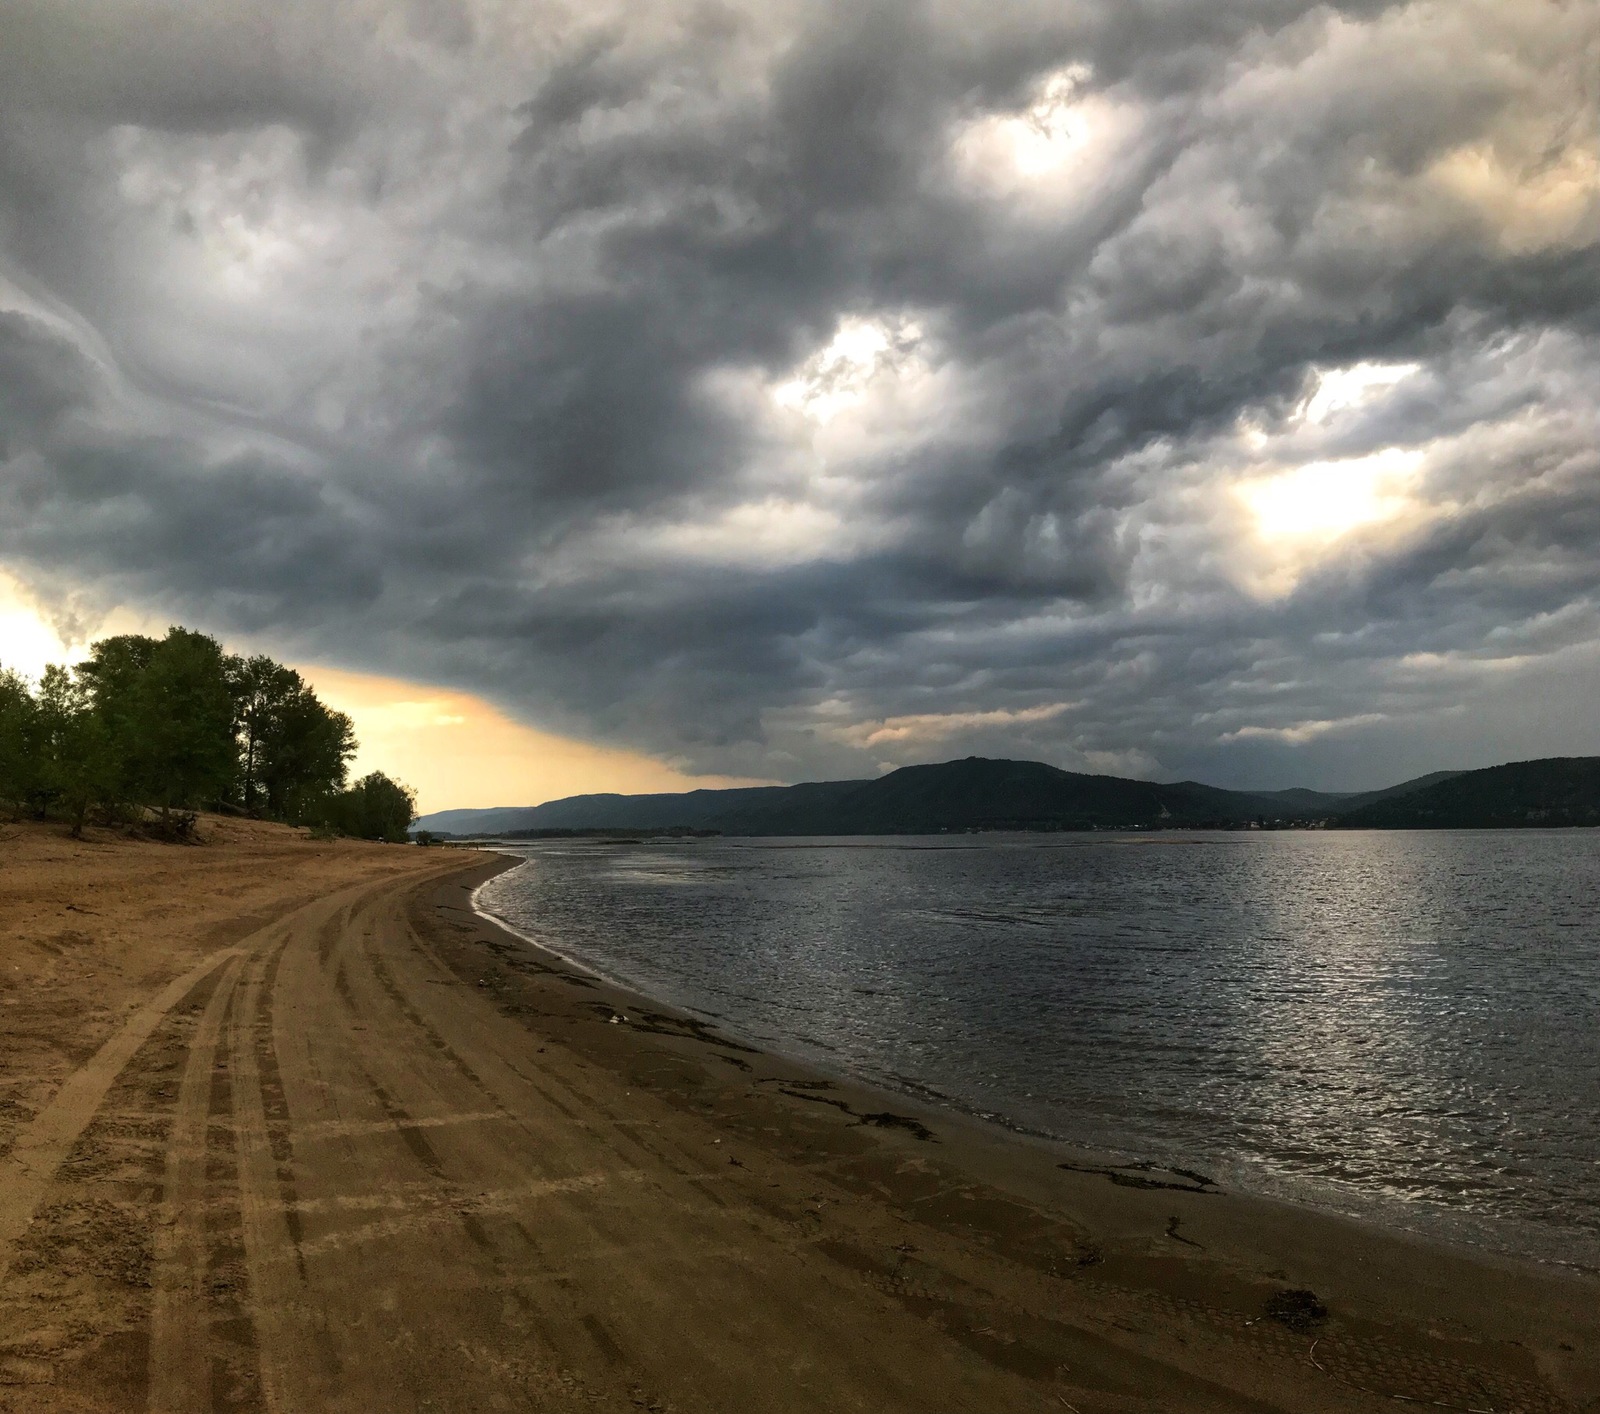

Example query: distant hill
[422,756,1325,836]
[1332,769,1466,814]
[1334,758,1600,828]
[1248,787,1355,810]
[705,758,1289,834]
[414,785,828,837]
[415,755,1600,839]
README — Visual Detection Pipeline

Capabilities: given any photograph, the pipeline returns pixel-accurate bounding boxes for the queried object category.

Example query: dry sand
[0,818,1595,1413]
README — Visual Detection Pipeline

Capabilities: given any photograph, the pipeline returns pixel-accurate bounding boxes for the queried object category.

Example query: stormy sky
[1,0,1597,797]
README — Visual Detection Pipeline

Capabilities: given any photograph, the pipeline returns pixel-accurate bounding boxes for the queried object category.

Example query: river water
[474,830,1600,1267]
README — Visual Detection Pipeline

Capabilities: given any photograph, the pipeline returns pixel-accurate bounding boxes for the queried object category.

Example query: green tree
[0,666,40,816]
[321,771,417,842]
[80,628,236,812]
[6,621,409,840]
[35,665,117,836]
[134,629,237,811]
[78,632,156,805]
[76,633,156,748]
[259,683,354,821]
[227,655,355,820]
[227,654,300,814]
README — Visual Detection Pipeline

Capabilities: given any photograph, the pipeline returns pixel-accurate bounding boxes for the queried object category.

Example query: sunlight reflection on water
[477,830,1600,1265]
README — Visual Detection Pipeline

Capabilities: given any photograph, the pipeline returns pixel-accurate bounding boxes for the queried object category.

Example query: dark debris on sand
[1264,1287,1328,1330]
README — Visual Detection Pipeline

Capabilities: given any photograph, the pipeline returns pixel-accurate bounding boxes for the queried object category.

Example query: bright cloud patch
[1220,714,1389,746]
[772,315,926,424]
[0,573,74,681]
[832,703,1075,750]
[622,499,854,569]
[965,66,1095,178]
[1302,362,1420,424]
[951,64,1135,205]
[1430,139,1600,254]
[1240,448,1427,544]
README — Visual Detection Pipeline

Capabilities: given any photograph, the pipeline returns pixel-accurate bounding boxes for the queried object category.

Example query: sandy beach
[1,820,1595,1413]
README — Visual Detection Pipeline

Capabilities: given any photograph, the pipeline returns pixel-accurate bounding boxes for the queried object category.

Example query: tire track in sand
[0,945,246,1286]
[231,938,333,1414]
[148,952,243,1414]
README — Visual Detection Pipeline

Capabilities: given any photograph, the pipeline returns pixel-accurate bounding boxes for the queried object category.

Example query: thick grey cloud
[1,0,1597,791]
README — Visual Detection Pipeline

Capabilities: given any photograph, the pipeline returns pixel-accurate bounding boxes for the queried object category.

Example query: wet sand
[0,820,1595,1412]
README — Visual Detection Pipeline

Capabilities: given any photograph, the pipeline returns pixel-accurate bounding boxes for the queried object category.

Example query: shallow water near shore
[475,829,1600,1267]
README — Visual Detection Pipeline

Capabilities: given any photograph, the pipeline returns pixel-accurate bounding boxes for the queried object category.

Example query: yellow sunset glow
[0,586,69,678]
[300,667,764,815]
[0,573,760,814]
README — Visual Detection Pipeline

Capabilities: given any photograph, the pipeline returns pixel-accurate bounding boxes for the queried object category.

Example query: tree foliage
[0,667,41,816]
[35,664,118,835]
[80,629,237,811]
[317,771,418,843]
[228,654,355,819]
[0,623,404,841]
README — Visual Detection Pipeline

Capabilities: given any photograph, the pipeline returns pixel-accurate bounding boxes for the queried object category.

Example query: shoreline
[467,846,1600,1282]
[447,850,1600,1410]
[5,823,1594,1411]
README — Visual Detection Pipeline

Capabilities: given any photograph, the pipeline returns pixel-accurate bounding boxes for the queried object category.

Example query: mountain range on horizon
[413,756,1600,837]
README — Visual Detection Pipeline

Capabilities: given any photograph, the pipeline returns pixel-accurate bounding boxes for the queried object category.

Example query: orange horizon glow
[0,575,767,815]
[296,666,769,816]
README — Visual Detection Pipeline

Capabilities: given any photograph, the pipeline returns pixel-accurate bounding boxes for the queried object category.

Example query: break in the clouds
[1,0,1597,791]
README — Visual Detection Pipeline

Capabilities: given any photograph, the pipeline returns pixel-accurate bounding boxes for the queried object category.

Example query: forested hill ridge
[418,754,1600,837]
[1335,758,1600,829]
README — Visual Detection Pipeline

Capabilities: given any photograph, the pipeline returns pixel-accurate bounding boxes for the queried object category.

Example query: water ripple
[478,830,1600,1266]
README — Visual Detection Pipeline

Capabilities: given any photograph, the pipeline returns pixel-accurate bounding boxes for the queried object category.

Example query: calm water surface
[475,831,1600,1266]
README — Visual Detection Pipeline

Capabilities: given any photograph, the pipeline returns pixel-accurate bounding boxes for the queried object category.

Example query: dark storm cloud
[0,313,382,620]
[0,312,92,446]
[0,0,1597,789]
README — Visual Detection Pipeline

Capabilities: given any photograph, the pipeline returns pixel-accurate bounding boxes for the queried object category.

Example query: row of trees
[0,626,415,841]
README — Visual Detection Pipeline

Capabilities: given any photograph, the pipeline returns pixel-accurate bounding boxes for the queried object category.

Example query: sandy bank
[0,831,1593,1412]
[0,816,447,1163]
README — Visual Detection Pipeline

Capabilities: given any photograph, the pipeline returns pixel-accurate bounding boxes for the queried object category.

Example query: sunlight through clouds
[1301,362,1420,424]
[771,315,925,424]
[981,65,1095,178]
[1240,448,1426,544]
[0,571,72,681]
[0,570,163,681]
[950,64,1134,205]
